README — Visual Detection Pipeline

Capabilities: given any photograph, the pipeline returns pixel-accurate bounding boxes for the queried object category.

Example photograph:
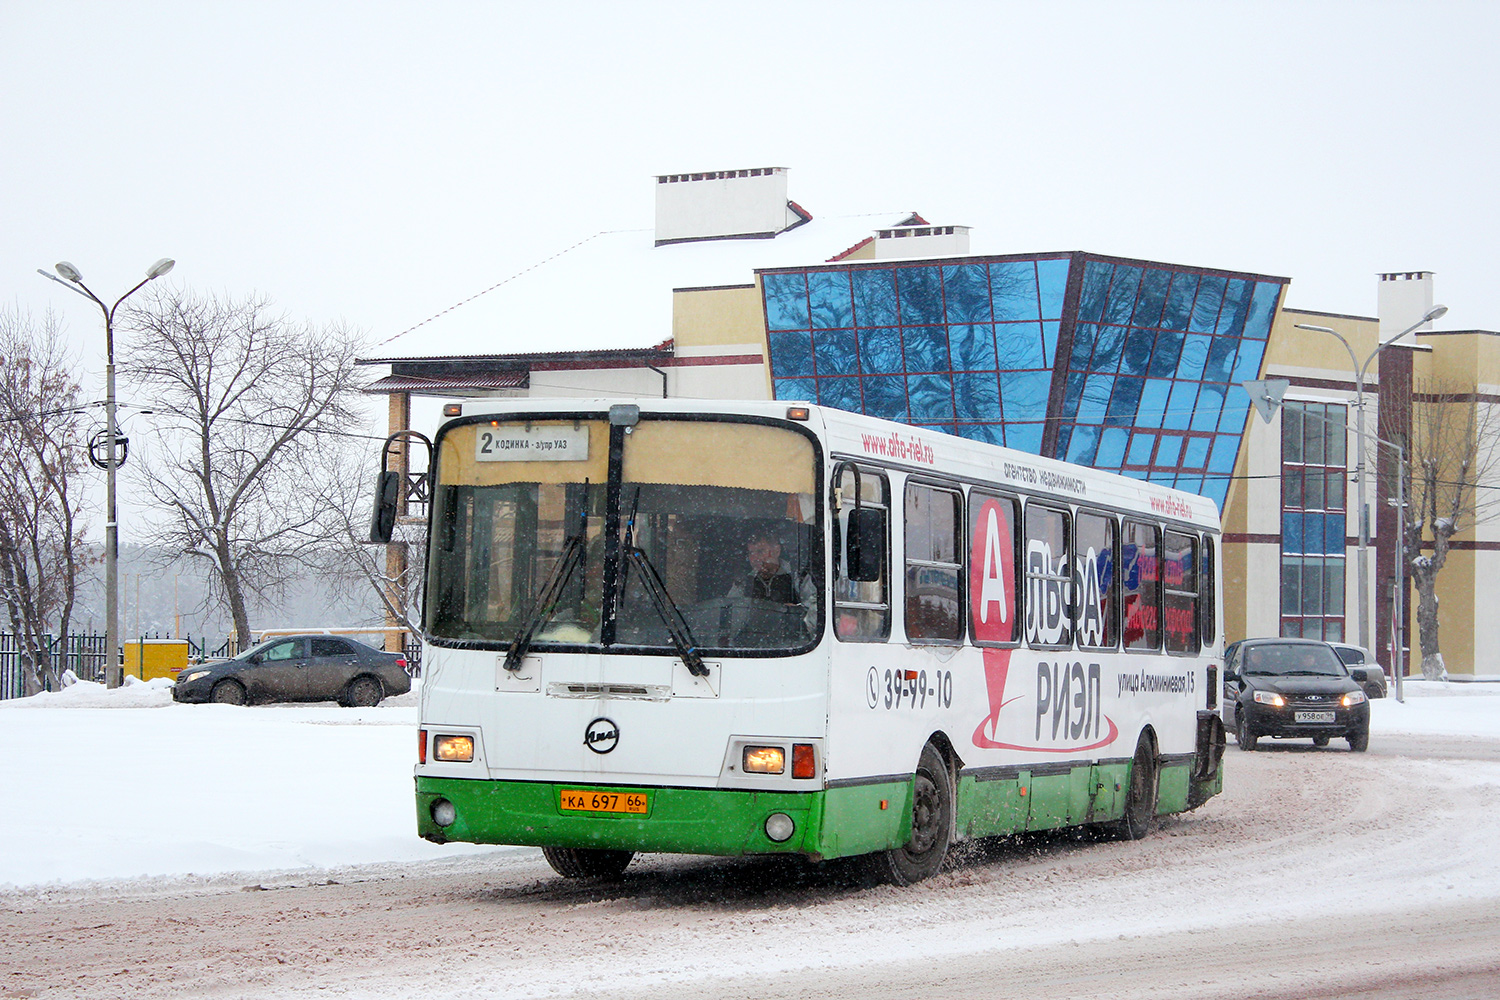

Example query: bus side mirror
[369,470,400,543]
[846,507,885,582]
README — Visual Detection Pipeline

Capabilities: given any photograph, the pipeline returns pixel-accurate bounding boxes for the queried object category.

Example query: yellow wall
[671,284,766,350]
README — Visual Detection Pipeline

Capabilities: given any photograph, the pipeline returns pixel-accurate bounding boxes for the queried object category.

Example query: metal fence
[0,632,112,699]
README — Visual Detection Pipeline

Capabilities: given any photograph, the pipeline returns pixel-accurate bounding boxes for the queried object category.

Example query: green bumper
[416,775,913,860]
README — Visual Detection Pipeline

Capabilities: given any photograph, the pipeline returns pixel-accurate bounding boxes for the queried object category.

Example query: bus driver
[727,528,817,634]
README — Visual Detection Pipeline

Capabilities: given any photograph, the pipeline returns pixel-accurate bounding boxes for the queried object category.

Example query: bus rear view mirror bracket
[369,430,434,543]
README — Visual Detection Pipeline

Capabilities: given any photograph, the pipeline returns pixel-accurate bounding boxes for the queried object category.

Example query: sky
[3,1,1498,544]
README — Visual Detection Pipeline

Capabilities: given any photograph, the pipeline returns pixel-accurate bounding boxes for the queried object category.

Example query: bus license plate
[559,790,649,815]
[1295,710,1335,723]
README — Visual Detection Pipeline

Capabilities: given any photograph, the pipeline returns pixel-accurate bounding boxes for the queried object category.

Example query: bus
[386,398,1226,884]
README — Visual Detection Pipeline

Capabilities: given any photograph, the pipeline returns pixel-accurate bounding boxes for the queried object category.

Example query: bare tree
[121,289,369,647]
[1398,378,1500,679]
[0,309,91,694]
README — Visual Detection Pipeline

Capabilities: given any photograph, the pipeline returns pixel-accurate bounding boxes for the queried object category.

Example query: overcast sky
[5,1,1497,393]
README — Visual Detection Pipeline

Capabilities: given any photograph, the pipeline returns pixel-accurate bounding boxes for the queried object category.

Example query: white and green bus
[395,399,1226,884]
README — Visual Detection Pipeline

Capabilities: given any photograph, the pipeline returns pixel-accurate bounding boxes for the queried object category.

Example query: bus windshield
[426,416,821,654]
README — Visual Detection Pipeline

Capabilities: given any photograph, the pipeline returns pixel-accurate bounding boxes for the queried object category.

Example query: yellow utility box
[123,639,190,681]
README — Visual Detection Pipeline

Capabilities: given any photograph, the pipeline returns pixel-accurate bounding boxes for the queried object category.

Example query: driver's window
[263,640,301,662]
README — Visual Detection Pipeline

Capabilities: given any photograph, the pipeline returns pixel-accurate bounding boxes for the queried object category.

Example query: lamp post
[37,258,175,687]
[1294,305,1446,654]
[1244,379,1408,702]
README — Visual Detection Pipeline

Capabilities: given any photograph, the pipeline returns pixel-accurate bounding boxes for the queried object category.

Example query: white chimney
[654,167,810,246]
[873,224,971,259]
[1378,271,1436,343]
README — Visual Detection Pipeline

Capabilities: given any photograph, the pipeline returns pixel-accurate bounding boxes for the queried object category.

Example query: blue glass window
[1096,427,1129,469]
[1243,281,1282,339]
[1215,279,1250,337]
[817,377,862,412]
[1189,275,1226,333]
[1232,339,1266,383]
[861,375,908,421]
[1164,381,1197,430]
[1006,422,1045,454]
[1182,436,1211,470]
[1091,325,1128,373]
[1205,335,1238,383]
[1149,330,1184,378]
[1127,432,1156,466]
[1133,269,1170,328]
[1208,433,1239,474]
[769,330,814,377]
[1325,513,1346,554]
[1176,474,1204,495]
[1077,374,1115,423]
[808,271,853,329]
[1136,379,1172,428]
[813,329,860,376]
[897,267,943,326]
[1107,376,1145,426]
[1192,384,1225,432]
[773,377,815,400]
[904,326,951,374]
[1283,512,1305,553]
[943,264,993,323]
[1176,335,1211,382]
[851,269,898,327]
[907,373,955,422]
[1162,273,1198,331]
[764,273,809,331]
[1078,262,1113,323]
[859,328,904,374]
[1066,425,1100,464]
[990,261,1041,321]
[1000,371,1051,423]
[1122,328,1156,374]
[997,322,1045,369]
[1104,266,1142,325]
[1157,435,1184,467]
[1036,259,1070,319]
[959,423,1005,446]
[953,371,1001,419]
[1042,321,1060,365]
[1070,323,1098,371]
[951,324,998,370]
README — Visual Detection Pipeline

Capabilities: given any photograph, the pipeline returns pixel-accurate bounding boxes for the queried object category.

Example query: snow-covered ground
[1,676,1496,890]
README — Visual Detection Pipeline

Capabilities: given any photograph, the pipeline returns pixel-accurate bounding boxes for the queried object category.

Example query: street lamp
[1294,304,1446,654]
[37,258,175,687]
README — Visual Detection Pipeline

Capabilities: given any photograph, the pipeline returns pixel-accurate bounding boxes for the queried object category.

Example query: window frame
[902,480,965,645]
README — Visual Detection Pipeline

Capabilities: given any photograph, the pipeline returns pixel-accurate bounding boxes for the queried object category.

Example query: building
[360,170,1500,677]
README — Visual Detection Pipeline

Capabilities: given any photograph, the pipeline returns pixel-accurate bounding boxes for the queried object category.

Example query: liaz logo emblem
[584,717,620,754]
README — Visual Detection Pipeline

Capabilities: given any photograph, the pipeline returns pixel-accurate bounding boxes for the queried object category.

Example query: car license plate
[1295,710,1336,723]
[559,789,649,814]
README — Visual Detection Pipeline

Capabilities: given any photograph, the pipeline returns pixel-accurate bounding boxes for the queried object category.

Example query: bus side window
[1122,519,1162,650]
[1201,535,1217,646]
[833,466,891,642]
[904,483,962,643]
[1074,510,1118,650]
[1164,530,1200,654]
[1023,503,1072,648]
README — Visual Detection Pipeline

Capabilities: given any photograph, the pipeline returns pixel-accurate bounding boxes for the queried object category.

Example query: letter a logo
[980,508,1008,625]
[970,498,1016,644]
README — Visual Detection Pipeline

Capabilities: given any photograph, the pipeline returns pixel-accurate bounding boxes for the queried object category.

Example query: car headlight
[182,670,210,684]
[1252,690,1285,707]
[1341,690,1368,707]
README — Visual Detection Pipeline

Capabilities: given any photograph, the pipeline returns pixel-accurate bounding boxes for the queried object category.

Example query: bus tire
[867,744,952,886]
[541,846,634,880]
[210,680,246,706]
[1108,732,1158,841]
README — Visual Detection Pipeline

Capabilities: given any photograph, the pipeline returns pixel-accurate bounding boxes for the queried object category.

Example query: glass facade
[1279,402,1348,641]
[761,253,1283,511]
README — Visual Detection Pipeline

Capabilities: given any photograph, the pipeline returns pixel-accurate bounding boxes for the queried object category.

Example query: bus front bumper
[416,775,911,860]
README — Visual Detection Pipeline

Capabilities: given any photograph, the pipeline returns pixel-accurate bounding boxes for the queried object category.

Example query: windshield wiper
[504,483,590,673]
[623,545,708,677]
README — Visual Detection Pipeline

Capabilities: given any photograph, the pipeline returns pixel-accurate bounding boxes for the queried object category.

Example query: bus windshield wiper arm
[623,545,709,677]
[503,532,585,673]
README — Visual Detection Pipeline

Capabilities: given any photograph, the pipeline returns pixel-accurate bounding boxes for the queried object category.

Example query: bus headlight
[434,735,475,762]
[764,813,795,842]
[431,799,457,827]
[743,746,785,774]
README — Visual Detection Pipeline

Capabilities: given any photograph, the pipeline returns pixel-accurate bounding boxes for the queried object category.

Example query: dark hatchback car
[1223,638,1371,751]
[172,635,411,707]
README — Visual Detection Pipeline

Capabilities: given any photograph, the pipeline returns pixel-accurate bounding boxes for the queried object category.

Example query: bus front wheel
[541,846,634,880]
[867,743,952,886]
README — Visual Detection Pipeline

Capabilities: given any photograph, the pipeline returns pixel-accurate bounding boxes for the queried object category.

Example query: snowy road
[5,731,1499,999]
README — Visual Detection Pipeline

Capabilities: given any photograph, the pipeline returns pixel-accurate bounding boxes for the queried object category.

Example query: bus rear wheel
[1107,732,1158,841]
[541,846,634,880]
[867,743,952,886]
